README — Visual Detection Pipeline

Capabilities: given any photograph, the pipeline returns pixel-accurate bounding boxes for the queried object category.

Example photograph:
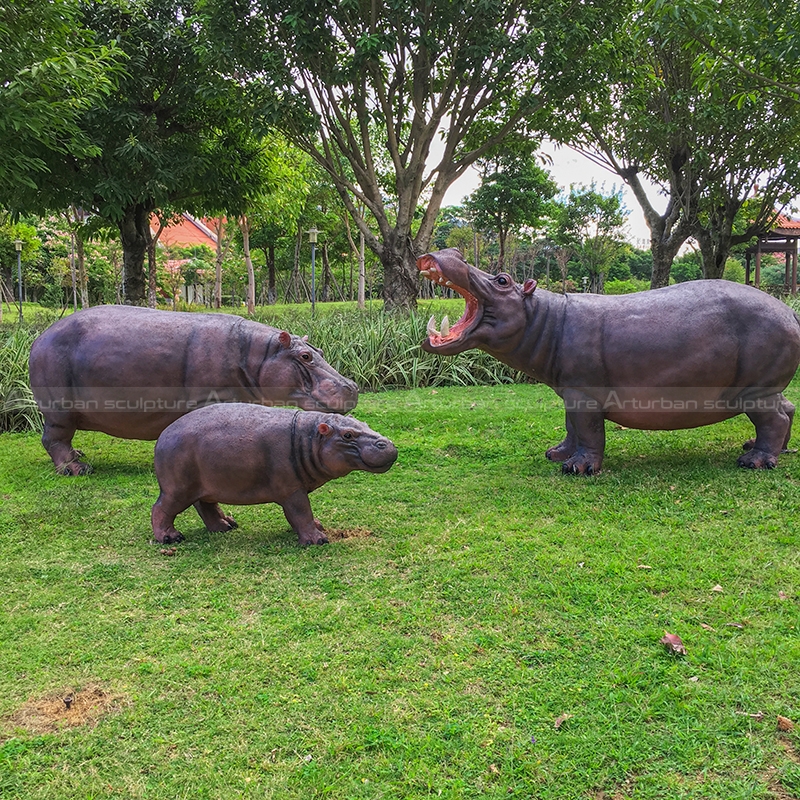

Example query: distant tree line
[1,0,798,312]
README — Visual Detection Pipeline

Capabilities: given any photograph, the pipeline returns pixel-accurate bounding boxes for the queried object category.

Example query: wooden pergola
[744,212,800,295]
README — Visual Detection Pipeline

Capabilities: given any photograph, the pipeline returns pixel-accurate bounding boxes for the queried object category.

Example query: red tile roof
[152,213,220,248]
[773,212,800,231]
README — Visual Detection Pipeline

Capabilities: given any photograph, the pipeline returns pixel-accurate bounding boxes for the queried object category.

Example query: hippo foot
[737,449,777,469]
[206,515,238,533]
[154,529,185,545]
[297,527,329,546]
[545,442,573,462]
[56,460,93,476]
[561,452,602,476]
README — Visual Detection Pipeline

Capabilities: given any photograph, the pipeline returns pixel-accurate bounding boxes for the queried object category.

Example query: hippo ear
[278,331,291,348]
[522,279,538,297]
[317,423,333,436]
[302,335,309,342]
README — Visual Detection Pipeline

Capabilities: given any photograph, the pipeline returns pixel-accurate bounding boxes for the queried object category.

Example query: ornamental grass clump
[0,328,41,433]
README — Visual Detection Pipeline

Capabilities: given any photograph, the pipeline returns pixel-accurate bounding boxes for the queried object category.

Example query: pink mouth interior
[418,257,480,346]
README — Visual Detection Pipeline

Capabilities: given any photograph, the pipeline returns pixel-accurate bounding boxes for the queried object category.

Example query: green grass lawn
[1,383,798,799]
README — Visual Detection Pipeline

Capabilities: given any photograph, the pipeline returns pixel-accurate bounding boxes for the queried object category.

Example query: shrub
[604,278,650,295]
[0,329,41,433]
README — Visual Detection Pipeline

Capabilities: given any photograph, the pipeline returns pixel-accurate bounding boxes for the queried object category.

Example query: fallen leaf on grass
[735,710,764,721]
[160,548,177,556]
[660,632,687,655]
[777,715,795,732]
[554,713,573,730]
[778,591,789,601]
[711,584,724,593]
[725,621,746,629]
[488,764,500,774]
[700,623,716,632]
[637,564,652,570]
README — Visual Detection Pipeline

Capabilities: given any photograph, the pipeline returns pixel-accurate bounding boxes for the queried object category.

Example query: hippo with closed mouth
[151,404,398,546]
[29,306,359,475]
[418,248,800,474]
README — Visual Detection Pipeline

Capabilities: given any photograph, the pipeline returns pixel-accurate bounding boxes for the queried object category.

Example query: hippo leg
[742,395,796,453]
[737,394,794,469]
[193,501,238,532]
[280,489,329,546]
[150,493,187,544]
[42,419,93,475]
[553,395,605,475]
[545,412,579,462]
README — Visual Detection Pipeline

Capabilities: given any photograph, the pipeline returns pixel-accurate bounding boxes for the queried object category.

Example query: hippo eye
[343,431,354,440]
[300,351,312,362]
[496,274,510,286]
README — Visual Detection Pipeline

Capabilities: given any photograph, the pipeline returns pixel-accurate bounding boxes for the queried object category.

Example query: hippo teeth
[419,267,453,288]
[426,314,450,338]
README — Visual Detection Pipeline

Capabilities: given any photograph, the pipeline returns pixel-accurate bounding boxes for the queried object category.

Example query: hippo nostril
[375,440,388,449]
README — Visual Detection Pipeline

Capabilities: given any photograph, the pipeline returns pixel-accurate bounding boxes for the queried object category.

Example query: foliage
[671,251,703,283]
[722,258,745,283]
[0,328,40,433]
[650,0,800,104]
[203,0,597,310]
[604,277,650,294]
[466,148,559,270]
[547,0,800,286]
[8,0,277,304]
[1,382,800,798]
[548,182,629,291]
[0,0,122,202]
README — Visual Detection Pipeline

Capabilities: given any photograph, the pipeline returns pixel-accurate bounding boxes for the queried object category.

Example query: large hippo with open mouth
[151,404,398,546]
[418,248,800,474]
[29,306,358,475]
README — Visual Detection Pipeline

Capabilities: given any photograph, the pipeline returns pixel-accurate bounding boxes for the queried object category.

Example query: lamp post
[14,239,23,323]
[307,227,318,316]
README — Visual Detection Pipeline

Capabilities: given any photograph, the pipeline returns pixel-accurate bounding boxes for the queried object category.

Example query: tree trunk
[75,235,89,308]
[694,228,731,280]
[212,218,229,309]
[694,201,740,280]
[321,243,332,302]
[240,215,255,315]
[118,202,153,305]
[267,244,277,305]
[358,232,366,309]
[381,235,418,313]
[147,218,166,309]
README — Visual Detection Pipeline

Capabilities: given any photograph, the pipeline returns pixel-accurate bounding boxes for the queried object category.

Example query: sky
[442,139,666,249]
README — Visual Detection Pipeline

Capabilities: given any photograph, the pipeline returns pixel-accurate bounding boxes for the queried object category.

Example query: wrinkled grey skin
[29,306,358,475]
[151,404,398,546]
[419,248,800,474]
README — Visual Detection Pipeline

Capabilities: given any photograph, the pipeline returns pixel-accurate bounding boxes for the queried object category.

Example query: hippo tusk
[440,315,450,337]
[427,315,438,337]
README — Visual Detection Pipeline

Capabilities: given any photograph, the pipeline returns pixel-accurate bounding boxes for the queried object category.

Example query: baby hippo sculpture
[29,305,358,475]
[418,248,800,474]
[151,404,398,546]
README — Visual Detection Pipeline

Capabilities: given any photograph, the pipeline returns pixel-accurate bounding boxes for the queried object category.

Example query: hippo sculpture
[29,306,358,475]
[151,404,398,546]
[418,248,800,474]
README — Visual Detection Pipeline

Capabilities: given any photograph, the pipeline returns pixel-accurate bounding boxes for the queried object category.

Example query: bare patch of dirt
[779,736,800,764]
[325,527,373,541]
[2,684,126,739]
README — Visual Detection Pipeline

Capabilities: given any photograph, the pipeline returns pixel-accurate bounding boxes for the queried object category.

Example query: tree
[9,1,273,305]
[0,0,121,203]
[246,137,313,306]
[547,2,800,285]
[550,183,629,293]
[206,0,592,311]
[466,148,558,270]
[652,0,800,103]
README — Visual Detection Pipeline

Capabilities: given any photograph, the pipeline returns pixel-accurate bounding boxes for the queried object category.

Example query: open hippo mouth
[417,252,481,351]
